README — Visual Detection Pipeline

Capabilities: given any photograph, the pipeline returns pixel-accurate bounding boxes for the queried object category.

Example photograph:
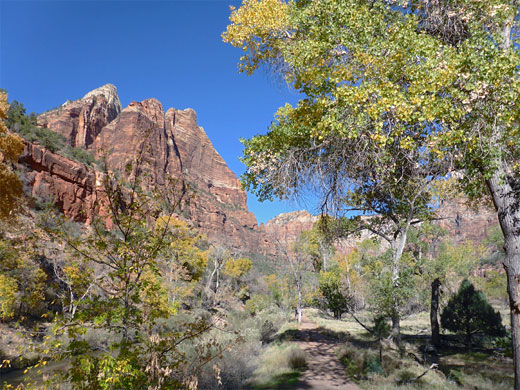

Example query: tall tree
[224,0,455,343]
[225,1,520,377]
[42,151,218,389]
[277,234,314,324]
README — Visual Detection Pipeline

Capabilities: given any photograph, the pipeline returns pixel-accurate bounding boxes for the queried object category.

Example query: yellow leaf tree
[0,91,24,219]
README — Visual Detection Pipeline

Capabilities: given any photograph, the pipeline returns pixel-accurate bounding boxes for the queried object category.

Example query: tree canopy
[224,0,520,369]
[0,92,25,219]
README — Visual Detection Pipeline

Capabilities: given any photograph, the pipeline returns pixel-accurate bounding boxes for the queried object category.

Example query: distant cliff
[27,84,262,253]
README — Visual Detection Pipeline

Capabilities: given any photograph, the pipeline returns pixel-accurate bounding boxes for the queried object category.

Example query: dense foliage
[317,268,350,319]
[38,153,221,389]
[224,0,520,381]
[441,279,506,344]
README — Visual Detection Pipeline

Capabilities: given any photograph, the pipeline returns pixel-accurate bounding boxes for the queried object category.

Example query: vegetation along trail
[291,314,359,390]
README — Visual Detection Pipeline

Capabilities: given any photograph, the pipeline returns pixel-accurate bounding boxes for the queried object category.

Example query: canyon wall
[27,84,262,253]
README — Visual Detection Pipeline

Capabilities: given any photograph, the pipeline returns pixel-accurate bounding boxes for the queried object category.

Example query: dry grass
[251,343,307,387]
[306,308,373,338]
[305,308,432,338]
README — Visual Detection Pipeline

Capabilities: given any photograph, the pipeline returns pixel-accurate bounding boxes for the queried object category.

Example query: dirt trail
[291,314,360,390]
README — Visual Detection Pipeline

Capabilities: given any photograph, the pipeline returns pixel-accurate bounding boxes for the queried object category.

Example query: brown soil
[291,314,360,390]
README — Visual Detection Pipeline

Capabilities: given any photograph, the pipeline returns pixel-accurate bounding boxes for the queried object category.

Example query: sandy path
[291,314,360,390]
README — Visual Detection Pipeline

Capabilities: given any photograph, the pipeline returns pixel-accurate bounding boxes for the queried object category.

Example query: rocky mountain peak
[38,83,122,149]
[82,83,122,115]
[265,210,318,227]
[29,86,261,252]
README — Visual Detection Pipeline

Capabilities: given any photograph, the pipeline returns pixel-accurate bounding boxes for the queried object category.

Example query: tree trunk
[487,162,520,390]
[390,227,410,346]
[391,313,401,346]
[488,15,520,390]
[431,278,441,347]
[216,263,221,292]
[465,321,472,347]
[297,276,303,324]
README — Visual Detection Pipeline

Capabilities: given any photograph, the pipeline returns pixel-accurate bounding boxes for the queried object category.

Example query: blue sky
[0,0,316,224]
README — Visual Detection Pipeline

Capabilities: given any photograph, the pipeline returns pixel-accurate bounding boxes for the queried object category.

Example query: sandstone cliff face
[21,143,100,223]
[38,84,121,149]
[263,210,318,246]
[94,98,182,187]
[27,85,260,252]
[435,198,498,245]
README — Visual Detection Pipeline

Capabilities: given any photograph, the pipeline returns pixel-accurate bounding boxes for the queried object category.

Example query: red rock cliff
[25,85,262,253]
[38,84,121,149]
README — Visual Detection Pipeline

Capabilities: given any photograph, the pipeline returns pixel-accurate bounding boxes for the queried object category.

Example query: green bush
[318,269,350,319]
[373,315,391,338]
[494,332,513,357]
[65,146,97,166]
[245,293,269,316]
[364,354,384,375]
[441,279,506,344]
[0,273,17,321]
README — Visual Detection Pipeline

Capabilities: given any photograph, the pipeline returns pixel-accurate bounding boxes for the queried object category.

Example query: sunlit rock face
[30,84,263,253]
[38,84,121,149]
[21,143,101,223]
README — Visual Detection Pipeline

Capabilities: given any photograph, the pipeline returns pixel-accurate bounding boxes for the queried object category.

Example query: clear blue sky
[0,0,316,224]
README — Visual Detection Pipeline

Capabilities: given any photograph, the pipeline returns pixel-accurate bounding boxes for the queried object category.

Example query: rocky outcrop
[21,143,100,223]
[263,210,318,247]
[94,98,182,187]
[260,200,499,256]
[171,108,251,212]
[38,84,121,149]
[28,85,260,253]
[435,198,498,245]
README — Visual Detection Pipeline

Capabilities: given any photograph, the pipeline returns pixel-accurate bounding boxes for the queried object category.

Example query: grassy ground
[306,307,513,390]
[250,338,307,390]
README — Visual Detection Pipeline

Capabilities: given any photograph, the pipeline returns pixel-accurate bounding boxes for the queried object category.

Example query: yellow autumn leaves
[0,91,24,219]
[222,0,291,75]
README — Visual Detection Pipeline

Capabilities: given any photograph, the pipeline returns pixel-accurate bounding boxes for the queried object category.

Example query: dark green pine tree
[441,279,506,345]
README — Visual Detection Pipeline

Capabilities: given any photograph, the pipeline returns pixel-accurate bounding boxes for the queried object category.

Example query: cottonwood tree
[225,1,520,376]
[275,234,315,324]
[298,226,335,272]
[318,267,351,319]
[205,245,230,301]
[224,0,455,344]
[156,216,208,307]
[223,257,253,298]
